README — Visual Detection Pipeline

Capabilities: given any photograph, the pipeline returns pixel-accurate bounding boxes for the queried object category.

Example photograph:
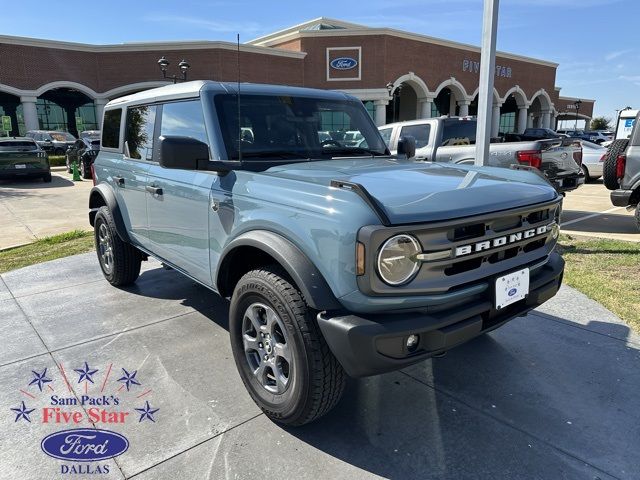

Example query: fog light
[406,334,420,352]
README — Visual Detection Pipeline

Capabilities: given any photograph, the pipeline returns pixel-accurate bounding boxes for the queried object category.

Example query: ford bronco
[89,81,564,425]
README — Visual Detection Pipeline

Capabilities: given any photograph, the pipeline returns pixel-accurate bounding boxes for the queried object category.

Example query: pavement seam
[0,198,38,240]
[125,412,265,479]
[398,370,622,480]
[8,278,105,300]
[530,311,640,347]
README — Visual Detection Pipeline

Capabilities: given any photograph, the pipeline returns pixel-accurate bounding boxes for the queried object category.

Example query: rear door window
[102,109,122,149]
[125,105,157,161]
[400,124,431,148]
[379,128,392,147]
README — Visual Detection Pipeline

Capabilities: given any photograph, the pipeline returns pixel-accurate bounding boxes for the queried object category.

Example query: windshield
[0,140,38,150]
[50,132,76,142]
[214,94,388,161]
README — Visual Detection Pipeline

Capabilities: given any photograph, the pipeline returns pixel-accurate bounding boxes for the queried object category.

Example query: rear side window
[400,124,431,148]
[102,109,122,149]
[160,100,208,144]
[125,105,157,161]
[379,127,392,147]
[441,119,476,146]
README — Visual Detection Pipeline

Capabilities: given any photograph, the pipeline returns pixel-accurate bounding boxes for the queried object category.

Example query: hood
[265,158,558,224]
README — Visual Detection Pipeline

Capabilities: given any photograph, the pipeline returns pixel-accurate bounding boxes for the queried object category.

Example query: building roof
[248,17,559,68]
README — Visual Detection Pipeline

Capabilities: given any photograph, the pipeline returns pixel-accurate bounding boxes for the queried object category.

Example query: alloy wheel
[97,222,114,274]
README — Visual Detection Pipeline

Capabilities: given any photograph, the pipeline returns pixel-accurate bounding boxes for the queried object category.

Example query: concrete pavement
[1,253,638,479]
[0,168,92,250]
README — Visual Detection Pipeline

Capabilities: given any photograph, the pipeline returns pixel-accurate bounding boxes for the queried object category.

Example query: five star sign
[28,368,52,392]
[135,401,159,423]
[117,368,141,391]
[74,362,99,384]
[11,401,35,423]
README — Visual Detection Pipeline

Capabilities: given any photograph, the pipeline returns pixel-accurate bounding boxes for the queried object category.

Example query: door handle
[145,185,163,196]
[113,176,124,186]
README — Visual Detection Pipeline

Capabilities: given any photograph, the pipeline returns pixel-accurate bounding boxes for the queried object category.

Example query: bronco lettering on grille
[454,223,554,258]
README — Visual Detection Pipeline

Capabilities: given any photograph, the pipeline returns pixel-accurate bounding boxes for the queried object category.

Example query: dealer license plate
[495,268,529,309]
[15,164,26,169]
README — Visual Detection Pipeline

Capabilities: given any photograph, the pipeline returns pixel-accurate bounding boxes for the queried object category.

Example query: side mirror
[397,135,416,159]
[158,135,231,173]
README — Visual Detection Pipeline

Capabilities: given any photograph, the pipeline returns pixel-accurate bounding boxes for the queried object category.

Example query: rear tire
[581,165,591,183]
[42,172,52,183]
[80,159,92,179]
[603,139,629,190]
[65,155,72,173]
[94,206,141,286]
[229,266,346,426]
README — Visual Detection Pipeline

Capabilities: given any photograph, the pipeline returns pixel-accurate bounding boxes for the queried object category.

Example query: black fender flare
[88,184,131,243]
[216,230,342,311]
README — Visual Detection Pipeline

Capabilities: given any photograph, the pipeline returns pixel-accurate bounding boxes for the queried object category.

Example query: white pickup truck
[380,117,584,193]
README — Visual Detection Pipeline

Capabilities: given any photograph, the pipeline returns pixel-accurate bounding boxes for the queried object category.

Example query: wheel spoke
[274,342,291,363]
[274,371,287,393]
[243,333,261,352]
[245,305,264,333]
[265,308,280,334]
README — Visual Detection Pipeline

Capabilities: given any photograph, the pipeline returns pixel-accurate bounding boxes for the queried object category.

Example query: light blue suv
[89,81,564,425]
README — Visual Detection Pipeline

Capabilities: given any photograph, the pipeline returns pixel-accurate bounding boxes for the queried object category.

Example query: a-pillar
[20,96,39,132]
[491,103,501,137]
[458,100,470,117]
[374,99,388,127]
[541,110,551,129]
[94,98,109,127]
[418,98,433,119]
[517,107,528,134]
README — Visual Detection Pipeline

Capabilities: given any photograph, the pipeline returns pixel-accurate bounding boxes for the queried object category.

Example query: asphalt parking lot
[1,253,638,479]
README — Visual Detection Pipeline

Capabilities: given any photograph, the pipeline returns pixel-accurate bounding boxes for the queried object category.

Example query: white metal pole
[475,0,500,166]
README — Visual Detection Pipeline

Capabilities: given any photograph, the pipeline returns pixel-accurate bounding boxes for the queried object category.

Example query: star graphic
[74,362,99,384]
[134,401,159,423]
[117,368,141,391]
[28,367,52,392]
[11,401,35,423]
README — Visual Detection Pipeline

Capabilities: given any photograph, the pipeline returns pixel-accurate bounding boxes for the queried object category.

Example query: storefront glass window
[499,112,516,134]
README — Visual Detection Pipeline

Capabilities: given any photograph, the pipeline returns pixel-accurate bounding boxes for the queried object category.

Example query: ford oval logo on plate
[330,57,358,70]
[41,428,129,462]
[508,288,518,297]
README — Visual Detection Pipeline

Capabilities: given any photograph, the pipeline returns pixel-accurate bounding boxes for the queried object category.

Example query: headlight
[376,234,421,286]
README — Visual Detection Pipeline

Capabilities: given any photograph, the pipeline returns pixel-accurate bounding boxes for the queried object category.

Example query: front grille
[358,199,561,296]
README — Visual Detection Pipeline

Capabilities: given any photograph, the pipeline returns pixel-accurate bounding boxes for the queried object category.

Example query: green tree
[590,116,611,131]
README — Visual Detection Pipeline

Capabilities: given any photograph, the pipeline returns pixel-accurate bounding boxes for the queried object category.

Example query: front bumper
[317,252,564,377]
[610,189,634,207]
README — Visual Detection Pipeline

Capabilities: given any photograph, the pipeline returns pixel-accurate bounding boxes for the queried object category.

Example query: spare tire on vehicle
[603,139,629,190]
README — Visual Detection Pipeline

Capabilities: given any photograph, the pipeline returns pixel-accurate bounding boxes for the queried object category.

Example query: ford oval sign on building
[330,57,358,70]
[41,428,129,462]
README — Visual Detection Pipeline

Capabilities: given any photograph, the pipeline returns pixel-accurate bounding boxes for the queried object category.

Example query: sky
[2,0,638,121]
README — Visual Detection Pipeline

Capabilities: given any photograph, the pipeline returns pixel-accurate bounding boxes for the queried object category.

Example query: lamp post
[574,99,582,131]
[386,82,403,122]
[158,56,191,84]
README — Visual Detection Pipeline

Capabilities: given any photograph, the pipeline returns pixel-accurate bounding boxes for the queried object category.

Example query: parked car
[26,130,77,155]
[506,128,563,141]
[90,81,565,425]
[380,118,584,193]
[604,111,640,230]
[80,130,101,140]
[579,140,606,181]
[559,130,610,145]
[66,133,101,179]
[0,137,51,182]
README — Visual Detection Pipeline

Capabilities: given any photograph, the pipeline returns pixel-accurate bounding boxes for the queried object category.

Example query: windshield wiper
[320,147,386,157]
[234,150,310,161]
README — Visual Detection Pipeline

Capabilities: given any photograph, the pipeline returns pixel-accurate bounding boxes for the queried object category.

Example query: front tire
[94,206,141,286]
[229,266,346,426]
[80,159,92,179]
[42,172,52,183]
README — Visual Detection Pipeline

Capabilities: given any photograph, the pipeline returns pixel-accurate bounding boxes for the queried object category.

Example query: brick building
[0,17,594,137]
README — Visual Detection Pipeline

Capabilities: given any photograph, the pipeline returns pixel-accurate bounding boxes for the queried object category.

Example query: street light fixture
[158,56,191,84]
[574,99,582,131]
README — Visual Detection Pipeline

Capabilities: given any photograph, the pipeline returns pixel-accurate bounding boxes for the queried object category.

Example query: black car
[65,133,100,179]
[505,128,563,141]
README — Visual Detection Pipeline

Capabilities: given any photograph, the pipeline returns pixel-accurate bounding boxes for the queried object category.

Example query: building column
[94,98,109,127]
[374,99,389,127]
[20,96,39,132]
[418,98,433,119]
[541,110,551,129]
[458,100,470,117]
[528,114,534,129]
[491,103,501,137]
[449,95,457,116]
[517,107,528,134]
